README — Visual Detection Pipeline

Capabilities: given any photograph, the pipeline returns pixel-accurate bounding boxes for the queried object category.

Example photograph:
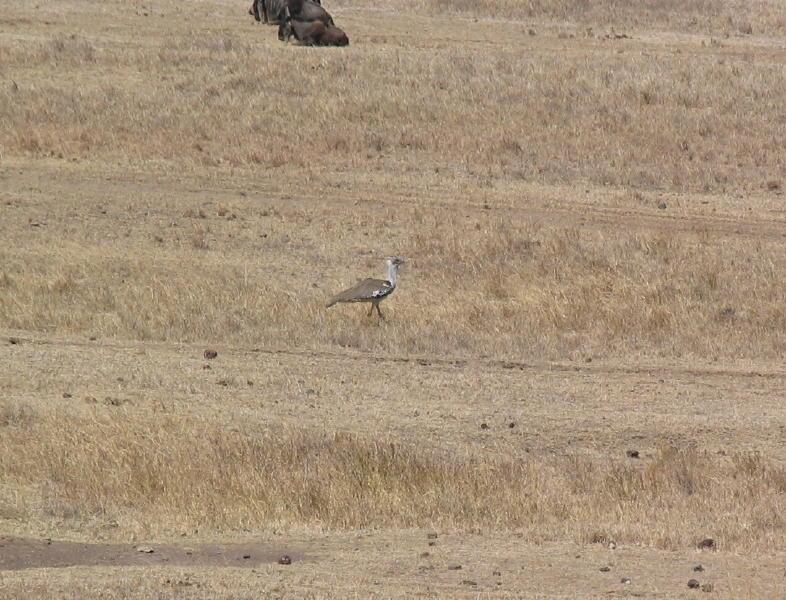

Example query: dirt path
[0,536,300,571]
[1,532,784,598]
[3,161,786,244]
[5,331,786,464]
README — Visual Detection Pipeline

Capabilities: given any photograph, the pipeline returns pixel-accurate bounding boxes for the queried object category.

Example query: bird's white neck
[386,260,399,287]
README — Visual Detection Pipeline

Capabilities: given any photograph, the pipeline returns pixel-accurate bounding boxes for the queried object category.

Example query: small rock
[277,555,292,565]
[701,583,714,592]
[242,554,251,559]
[447,564,462,570]
[62,392,72,399]
[718,307,736,320]
[461,580,477,586]
[493,570,501,576]
[419,551,430,558]
[693,565,704,572]
[688,579,701,589]
[480,423,489,430]
[8,337,19,345]
[204,349,218,360]
[203,364,211,370]
[658,201,667,210]
[426,533,438,539]
[621,577,631,585]
[428,541,436,546]
[698,538,715,550]
[626,449,640,458]
[136,545,154,553]
[88,336,97,341]
[508,422,515,428]
[608,541,616,550]
[599,566,611,572]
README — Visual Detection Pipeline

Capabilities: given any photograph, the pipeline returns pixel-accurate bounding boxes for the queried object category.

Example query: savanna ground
[1,0,786,597]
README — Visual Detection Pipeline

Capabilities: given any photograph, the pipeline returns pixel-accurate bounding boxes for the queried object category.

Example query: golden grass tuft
[1,405,784,550]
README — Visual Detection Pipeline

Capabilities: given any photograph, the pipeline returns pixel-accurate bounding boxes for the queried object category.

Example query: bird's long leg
[368,303,374,317]
[375,303,384,320]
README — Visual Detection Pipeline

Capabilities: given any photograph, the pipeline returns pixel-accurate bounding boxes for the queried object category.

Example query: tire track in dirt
[3,164,786,243]
[7,333,785,381]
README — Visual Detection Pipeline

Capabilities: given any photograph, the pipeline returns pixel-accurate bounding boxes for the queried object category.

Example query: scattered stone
[698,538,715,550]
[462,580,477,586]
[480,423,489,430]
[701,583,714,592]
[88,336,97,341]
[693,565,704,572]
[62,392,72,399]
[658,201,667,210]
[8,337,19,345]
[203,364,211,370]
[428,541,436,547]
[493,570,501,576]
[136,545,154,553]
[688,579,701,589]
[608,541,617,550]
[242,554,251,559]
[277,555,292,565]
[626,449,640,458]
[447,564,462,570]
[621,577,632,585]
[508,422,515,428]
[718,307,736,320]
[419,552,430,558]
[204,349,218,360]
[217,379,229,387]
[528,28,536,36]
[599,566,611,572]
[426,533,438,539]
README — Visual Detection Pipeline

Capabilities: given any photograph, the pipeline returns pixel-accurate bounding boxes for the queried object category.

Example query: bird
[326,256,405,319]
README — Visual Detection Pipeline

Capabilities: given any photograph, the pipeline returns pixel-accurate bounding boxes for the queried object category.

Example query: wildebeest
[250,0,331,26]
[278,18,349,46]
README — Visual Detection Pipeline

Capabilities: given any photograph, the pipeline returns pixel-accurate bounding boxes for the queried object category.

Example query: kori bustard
[326,256,405,319]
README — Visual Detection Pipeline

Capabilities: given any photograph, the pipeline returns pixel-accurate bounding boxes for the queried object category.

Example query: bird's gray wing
[326,278,392,307]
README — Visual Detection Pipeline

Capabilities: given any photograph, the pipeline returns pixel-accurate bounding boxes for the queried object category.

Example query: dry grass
[1,5,785,593]
[1,9,785,194]
[1,218,784,360]
[1,404,784,551]
[339,0,786,36]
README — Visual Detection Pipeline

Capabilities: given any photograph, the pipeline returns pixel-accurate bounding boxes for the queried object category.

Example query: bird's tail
[325,298,337,308]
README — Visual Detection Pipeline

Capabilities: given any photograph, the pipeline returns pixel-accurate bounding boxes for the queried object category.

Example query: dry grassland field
[1,0,786,597]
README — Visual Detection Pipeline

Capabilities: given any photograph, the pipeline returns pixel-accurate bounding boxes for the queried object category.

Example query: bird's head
[385,256,406,269]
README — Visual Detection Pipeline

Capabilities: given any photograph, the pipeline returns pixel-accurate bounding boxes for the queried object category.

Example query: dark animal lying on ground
[250,0,330,26]
[278,18,349,46]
